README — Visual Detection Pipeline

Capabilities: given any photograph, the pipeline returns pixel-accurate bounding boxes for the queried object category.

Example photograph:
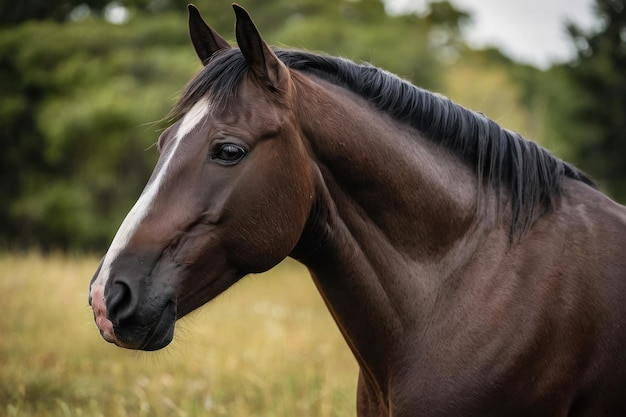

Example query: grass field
[0,253,357,416]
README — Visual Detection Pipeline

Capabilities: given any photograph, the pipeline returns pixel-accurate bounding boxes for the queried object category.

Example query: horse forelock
[171,47,595,239]
[172,49,249,118]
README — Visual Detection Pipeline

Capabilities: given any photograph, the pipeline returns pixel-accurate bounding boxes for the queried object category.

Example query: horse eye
[212,143,247,165]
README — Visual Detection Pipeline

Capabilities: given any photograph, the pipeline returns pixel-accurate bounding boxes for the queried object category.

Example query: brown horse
[89,5,626,416]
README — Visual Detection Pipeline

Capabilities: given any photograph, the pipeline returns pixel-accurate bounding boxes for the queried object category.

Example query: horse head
[89,5,315,350]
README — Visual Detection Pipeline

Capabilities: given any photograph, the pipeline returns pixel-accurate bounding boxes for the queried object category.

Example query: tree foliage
[557,0,626,201]
[0,14,193,249]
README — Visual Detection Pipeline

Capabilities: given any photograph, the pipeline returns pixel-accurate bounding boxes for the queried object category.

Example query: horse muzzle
[89,265,177,351]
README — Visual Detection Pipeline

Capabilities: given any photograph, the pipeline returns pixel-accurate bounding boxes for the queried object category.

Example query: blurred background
[0,0,624,416]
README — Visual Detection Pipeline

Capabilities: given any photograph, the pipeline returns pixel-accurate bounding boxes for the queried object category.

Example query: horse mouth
[107,301,177,351]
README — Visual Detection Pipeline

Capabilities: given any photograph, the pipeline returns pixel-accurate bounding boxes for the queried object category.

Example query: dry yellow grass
[0,253,357,416]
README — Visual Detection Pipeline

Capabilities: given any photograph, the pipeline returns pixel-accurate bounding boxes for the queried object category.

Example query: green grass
[0,253,357,416]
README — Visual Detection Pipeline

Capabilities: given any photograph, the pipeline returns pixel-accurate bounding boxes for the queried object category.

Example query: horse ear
[233,4,288,90]
[188,4,231,65]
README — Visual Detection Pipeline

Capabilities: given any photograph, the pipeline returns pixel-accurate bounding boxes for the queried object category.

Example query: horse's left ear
[233,4,288,90]
[188,4,231,65]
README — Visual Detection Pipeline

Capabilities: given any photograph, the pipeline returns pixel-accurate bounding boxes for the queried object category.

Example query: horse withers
[89,5,626,416]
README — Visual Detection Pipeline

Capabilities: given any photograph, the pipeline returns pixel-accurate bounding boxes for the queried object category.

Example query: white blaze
[90,98,210,299]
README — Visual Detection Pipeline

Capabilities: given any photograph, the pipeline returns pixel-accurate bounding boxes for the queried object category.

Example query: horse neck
[291,74,488,392]
[294,74,480,259]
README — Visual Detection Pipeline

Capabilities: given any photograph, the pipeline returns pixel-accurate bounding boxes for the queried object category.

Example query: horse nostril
[106,281,137,324]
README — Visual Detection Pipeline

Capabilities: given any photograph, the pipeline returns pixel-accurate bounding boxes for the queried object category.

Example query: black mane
[174,48,595,238]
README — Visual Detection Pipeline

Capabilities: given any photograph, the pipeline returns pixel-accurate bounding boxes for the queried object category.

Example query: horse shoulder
[384,180,626,416]
[511,179,626,412]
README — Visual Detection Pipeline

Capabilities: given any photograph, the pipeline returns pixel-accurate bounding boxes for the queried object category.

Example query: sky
[386,0,598,68]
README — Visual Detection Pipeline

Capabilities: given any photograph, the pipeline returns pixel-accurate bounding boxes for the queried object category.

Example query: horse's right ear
[188,4,231,65]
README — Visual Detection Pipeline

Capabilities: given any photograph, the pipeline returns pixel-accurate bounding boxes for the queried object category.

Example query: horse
[89,5,626,416]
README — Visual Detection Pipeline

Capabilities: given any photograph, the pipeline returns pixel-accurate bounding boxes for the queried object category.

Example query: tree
[562,0,626,202]
[0,0,106,26]
[0,14,193,249]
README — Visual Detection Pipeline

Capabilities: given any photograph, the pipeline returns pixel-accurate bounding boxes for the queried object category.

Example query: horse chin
[114,301,177,351]
[140,301,177,351]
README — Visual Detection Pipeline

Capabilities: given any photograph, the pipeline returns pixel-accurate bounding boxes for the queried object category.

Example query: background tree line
[0,0,624,250]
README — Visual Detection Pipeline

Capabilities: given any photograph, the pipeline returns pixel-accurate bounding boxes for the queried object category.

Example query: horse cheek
[226,158,311,273]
